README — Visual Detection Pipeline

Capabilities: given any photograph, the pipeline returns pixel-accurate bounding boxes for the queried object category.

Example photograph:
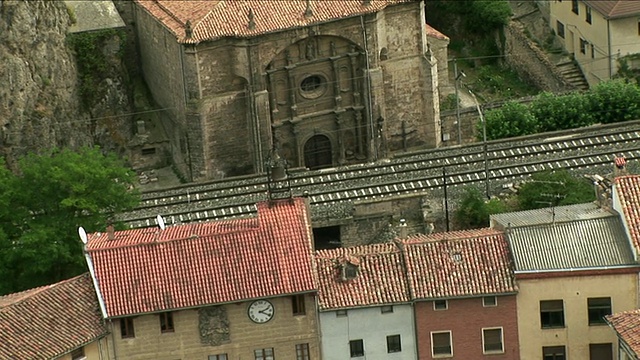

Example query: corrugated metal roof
[86,198,317,318]
[507,216,635,272]
[584,0,640,19]
[491,202,613,228]
[136,0,411,44]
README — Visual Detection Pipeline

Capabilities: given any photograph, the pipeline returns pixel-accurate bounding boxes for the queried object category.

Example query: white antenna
[78,226,88,244]
[156,215,166,230]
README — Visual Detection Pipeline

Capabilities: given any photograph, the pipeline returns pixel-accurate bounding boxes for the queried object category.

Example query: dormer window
[343,263,357,279]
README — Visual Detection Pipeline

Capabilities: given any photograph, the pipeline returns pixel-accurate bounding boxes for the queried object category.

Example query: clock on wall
[248,299,275,324]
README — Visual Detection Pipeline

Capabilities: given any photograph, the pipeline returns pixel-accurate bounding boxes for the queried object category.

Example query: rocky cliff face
[0,0,133,170]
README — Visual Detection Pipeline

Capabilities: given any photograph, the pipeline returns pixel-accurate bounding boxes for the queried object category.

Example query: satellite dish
[78,226,88,244]
[156,215,166,230]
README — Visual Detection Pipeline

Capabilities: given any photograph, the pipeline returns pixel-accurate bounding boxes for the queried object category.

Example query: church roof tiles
[136,0,411,44]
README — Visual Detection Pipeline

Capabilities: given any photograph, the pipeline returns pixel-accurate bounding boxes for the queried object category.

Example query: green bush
[465,0,512,33]
[481,101,537,139]
[483,80,640,140]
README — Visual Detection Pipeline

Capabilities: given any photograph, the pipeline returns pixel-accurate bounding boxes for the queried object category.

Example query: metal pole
[468,90,490,199]
[443,167,450,231]
[454,59,461,144]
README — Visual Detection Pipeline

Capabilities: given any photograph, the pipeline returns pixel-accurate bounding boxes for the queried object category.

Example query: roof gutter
[84,250,108,319]
[515,263,640,274]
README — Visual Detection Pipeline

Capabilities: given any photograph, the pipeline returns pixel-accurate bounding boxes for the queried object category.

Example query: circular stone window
[299,74,327,99]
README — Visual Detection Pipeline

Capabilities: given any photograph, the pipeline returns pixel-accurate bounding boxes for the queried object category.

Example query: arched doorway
[304,135,332,170]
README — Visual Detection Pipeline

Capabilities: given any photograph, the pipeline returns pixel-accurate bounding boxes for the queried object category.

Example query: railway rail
[119,121,640,228]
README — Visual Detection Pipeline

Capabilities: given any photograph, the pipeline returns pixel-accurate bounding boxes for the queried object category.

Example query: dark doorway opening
[304,135,332,170]
[313,226,341,250]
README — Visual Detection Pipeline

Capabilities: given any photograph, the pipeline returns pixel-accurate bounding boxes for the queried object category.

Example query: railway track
[119,121,640,228]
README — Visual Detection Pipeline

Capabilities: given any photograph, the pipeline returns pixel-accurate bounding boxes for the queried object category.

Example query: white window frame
[433,299,448,311]
[482,327,504,354]
[483,296,497,307]
[431,331,453,358]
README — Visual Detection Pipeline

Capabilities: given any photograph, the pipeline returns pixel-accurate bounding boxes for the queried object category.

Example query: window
[254,348,274,360]
[482,328,504,353]
[483,296,497,307]
[159,312,174,333]
[543,346,566,360]
[381,305,394,314]
[571,0,579,14]
[588,297,612,325]
[431,331,452,357]
[120,317,135,338]
[580,38,588,54]
[591,44,595,59]
[70,348,85,360]
[299,74,326,99]
[296,343,310,360]
[557,20,565,38]
[590,343,613,360]
[638,19,640,35]
[434,300,448,310]
[336,309,348,317]
[350,339,364,357]
[209,355,228,360]
[141,147,156,155]
[540,300,565,328]
[387,334,401,353]
[292,294,306,315]
[585,5,592,23]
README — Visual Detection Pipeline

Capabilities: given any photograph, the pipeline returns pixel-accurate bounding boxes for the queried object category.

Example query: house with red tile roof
[0,273,108,360]
[316,243,416,359]
[85,198,320,360]
[492,202,640,360]
[613,175,640,259]
[129,0,445,180]
[606,309,640,360]
[401,229,520,359]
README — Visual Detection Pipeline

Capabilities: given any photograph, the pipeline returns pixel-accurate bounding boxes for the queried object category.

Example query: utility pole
[468,89,490,199]
[453,59,466,145]
[443,167,450,232]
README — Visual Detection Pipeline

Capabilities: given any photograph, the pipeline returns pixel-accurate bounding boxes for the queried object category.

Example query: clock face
[248,299,275,324]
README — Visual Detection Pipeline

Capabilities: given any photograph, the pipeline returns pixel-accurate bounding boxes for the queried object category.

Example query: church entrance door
[304,135,332,170]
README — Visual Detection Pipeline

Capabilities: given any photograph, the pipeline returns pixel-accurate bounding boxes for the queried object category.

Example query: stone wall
[111,295,320,360]
[503,21,572,92]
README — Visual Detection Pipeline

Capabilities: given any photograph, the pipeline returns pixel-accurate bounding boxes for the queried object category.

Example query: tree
[454,187,509,229]
[588,80,640,124]
[0,147,139,294]
[516,170,596,210]
[482,101,538,140]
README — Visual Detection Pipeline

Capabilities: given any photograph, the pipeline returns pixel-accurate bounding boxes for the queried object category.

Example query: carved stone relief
[198,305,230,346]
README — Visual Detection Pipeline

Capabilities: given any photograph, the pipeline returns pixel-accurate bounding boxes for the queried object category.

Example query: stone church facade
[132,0,442,180]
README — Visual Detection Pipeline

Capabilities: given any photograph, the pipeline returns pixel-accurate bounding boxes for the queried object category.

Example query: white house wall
[319,305,417,360]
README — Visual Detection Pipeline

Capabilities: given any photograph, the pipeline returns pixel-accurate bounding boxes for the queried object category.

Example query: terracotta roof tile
[86,198,317,318]
[606,309,640,356]
[425,24,448,41]
[614,176,640,252]
[401,229,517,299]
[316,243,410,310]
[584,0,640,19]
[136,0,412,43]
[0,274,107,360]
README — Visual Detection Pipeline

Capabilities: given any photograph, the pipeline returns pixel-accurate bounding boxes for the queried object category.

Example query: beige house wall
[516,273,638,360]
[550,1,640,86]
[109,294,320,360]
[54,338,112,360]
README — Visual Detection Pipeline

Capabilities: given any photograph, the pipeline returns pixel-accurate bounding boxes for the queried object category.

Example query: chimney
[399,218,408,239]
[107,223,115,240]
[614,156,627,177]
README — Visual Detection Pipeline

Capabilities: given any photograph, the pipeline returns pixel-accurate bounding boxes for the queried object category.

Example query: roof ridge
[194,0,226,32]
[154,0,186,27]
